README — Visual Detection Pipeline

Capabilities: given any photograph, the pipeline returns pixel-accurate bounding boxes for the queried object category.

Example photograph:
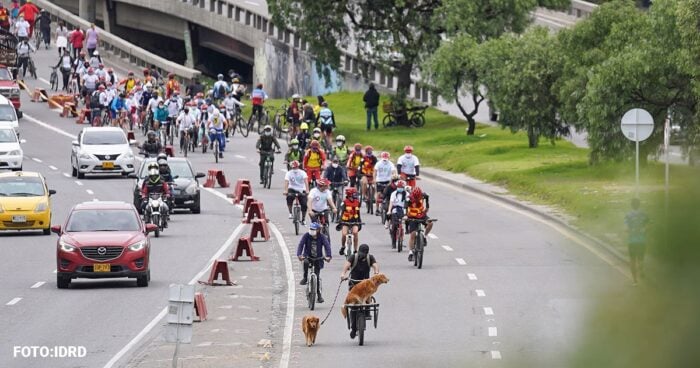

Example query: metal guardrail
[36,0,201,83]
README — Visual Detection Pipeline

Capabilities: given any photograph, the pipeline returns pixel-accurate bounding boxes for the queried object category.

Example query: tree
[478,27,568,148]
[269,0,443,107]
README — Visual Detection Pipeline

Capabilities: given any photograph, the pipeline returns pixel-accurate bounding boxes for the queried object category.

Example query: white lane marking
[49,165,58,170]
[475,289,485,297]
[491,351,502,359]
[488,327,498,337]
[86,189,94,195]
[467,273,477,280]
[202,187,232,202]
[24,114,77,139]
[197,342,212,347]
[269,223,294,368]
[103,224,246,368]
[39,77,51,86]
[455,258,466,265]
[30,281,45,289]
[484,307,494,315]
[428,233,438,239]
[63,172,71,177]
[441,245,453,251]
[92,198,99,201]
[32,157,42,163]
[6,297,22,306]
[75,181,83,186]
[234,154,246,159]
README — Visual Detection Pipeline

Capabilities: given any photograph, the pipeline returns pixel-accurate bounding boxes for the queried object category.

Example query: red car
[0,66,21,116]
[51,201,158,289]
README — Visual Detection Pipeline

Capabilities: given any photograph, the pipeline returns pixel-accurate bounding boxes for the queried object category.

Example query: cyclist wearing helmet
[287,94,302,137]
[81,66,99,98]
[283,160,309,220]
[316,101,336,149]
[296,122,311,151]
[306,178,337,227]
[406,187,433,262]
[388,180,408,246]
[382,174,401,226]
[165,73,180,99]
[208,109,227,158]
[230,77,245,101]
[397,145,420,187]
[311,127,322,142]
[303,140,326,185]
[337,187,361,255]
[119,71,138,94]
[140,162,171,227]
[374,151,396,214]
[323,156,347,187]
[296,222,332,302]
[359,146,378,203]
[250,83,268,122]
[141,130,163,157]
[332,135,349,165]
[284,138,304,170]
[346,144,364,189]
[256,125,281,183]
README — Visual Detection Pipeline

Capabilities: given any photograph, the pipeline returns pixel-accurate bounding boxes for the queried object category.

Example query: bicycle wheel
[214,140,219,163]
[382,115,393,128]
[183,136,189,158]
[397,224,403,253]
[265,161,273,189]
[414,234,421,267]
[293,205,301,235]
[308,273,317,310]
[357,311,365,346]
[50,71,58,91]
[411,113,426,127]
[417,234,424,269]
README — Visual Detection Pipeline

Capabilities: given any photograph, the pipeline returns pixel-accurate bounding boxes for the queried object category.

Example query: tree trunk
[454,87,483,136]
[527,126,539,148]
[395,62,413,105]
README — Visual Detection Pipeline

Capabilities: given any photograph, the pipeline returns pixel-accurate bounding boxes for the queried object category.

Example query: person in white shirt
[306,179,337,227]
[176,107,195,153]
[283,160,309,221]
[396,145,420,186]
[374,151,397,213]
[387,180,408,241]
[207,109,227,157]
[15,39,35,78]
[95,63,106,80]
[223,93,244,119]
[14,16,30,40]
[81,67,99,96]
[89,51,102,69]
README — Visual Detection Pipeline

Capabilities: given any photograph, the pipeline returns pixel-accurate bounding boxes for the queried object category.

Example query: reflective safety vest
[361,156,375,176]
[407,201,426,218]
[307,151,322,169]
[341,199,360,221]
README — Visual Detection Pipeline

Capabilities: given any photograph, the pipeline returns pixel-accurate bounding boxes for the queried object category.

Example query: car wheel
[42,227,50,235]
[11,167,21,172]
[191,203,201,214]
[56,276,70,289]
[136,271,149,287]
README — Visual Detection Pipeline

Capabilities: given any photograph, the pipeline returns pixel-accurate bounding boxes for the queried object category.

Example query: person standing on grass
[625,198,649,286]
[363,83,380,131]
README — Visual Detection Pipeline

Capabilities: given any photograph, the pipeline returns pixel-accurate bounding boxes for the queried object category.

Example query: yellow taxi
[0,171,56,235]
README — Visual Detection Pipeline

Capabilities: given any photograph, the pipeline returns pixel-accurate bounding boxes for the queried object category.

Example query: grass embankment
[260,91,699,253]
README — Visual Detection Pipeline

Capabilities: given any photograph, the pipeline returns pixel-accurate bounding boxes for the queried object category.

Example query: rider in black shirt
[340,243,380,339]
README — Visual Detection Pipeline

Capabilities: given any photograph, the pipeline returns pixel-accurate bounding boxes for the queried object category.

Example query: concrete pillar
[99,0,114,33]
[79,0,97,24]
[183,22,195,69]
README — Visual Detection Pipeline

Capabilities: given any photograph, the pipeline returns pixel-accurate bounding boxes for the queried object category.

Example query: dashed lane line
[86,189,94,195]
[488,327,498,337]
[428,233,438,239]
[30,282,45,289]
[63,172,71,178]
[32,157,42,163]
[234,154,246,159]
[467,273,478,280]
[75,181,83,186]
[48,165,58,170]
[441,245,453,251]
[491,351,502,359]
[475,289,486,297]
[484,307,494,316]
[38,77,51,86]
[455,258,466,265]
[6,297,22,306]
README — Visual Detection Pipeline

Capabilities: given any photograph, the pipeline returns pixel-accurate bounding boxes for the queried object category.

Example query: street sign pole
[621,108,654,198]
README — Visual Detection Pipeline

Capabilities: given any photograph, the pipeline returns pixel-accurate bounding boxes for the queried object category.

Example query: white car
[71,127,135,178]
[0,95,19,135]
[0,127,22,171]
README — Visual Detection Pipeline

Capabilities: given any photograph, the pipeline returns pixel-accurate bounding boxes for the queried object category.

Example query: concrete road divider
[249,219,271,242]
[231,179,252,204]
[242,197,256,216]
[200,260,235,286]
[194,292,208,322]
[244,201,268,224]
[230,236,260,261]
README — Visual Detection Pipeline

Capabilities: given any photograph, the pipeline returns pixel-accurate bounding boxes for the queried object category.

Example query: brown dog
[341,273,389,319]
[302,315,320,347]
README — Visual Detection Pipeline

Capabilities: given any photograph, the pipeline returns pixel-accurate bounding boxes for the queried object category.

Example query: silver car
[71,127,135,178]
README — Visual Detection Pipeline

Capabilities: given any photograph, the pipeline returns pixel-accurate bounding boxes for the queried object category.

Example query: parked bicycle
[382,103,428,128]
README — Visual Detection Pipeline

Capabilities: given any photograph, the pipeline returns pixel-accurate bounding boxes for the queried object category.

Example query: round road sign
[621,108,654,142]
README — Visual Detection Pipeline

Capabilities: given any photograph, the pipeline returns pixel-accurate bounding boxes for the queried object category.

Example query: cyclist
[139,83,154,128]
[223,92,244,121]
[296,222,332,303]
[337,187,362,256]
[296,122,311,151]
[340,243,379,339]
[109,92,126,127]
[176,106,195,153]
[287,94,302,137]
[332,135,349,166]
[230,77,245,101]
[283,160,309,221]
[301,99,315,125]
[382,174,401,227]
[374,152,396,214]
[250,83,268,122]
[118,71,138,94]
[306,178,337,229]
[346,143,364,189]
[212,73,228,103]
[140,162,170,228]
[316,101,336,150]
[207,109,227,158]
[16,38,34,78]
[256,125,281,183]
[153,99,168,137]
[359,145,378,203]
[284,138,304,170]
[81,67,99,100]
[406,187,433,262]
[311,127,322,143]
[388,180,408,247]
[324,156,347,209]
[397,145,420,187]
[165,73,180,99]
[303,140,326,185]
[165,92,182,141]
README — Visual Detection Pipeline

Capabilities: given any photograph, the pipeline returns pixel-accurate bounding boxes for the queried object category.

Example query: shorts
[320,124,333,134]
[337,220,362,232]
[628,242,646,259]
[407,216,429,233]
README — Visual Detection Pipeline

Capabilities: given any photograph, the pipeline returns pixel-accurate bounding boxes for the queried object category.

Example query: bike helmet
[380,151,390,160]
[310,140,320,148]
[313,127,321,133]
[364,145,373,153]
[321,101,328,107]
[157,153,168,161]
[157,158,168,167]
[309,222,320,231]
[410,187,423,201]
[345,187,357,196]
[336,135,345,142]
[98,63,104,68]
[200,104,208,110]
[290,138,299,146]
[127,71,134,76]
[107,68,113,73]
[291,93,300,99]
[147,130,156,139]
[397,180,406,189]
[300,123,309,130]
[168,73,175,79]
[143,68,150,74]
[263,125,273,132]
[232,78,240,83]
[290,160,300,169]
[87,67,94,73]
[404,145,413,153]
[217,74,224,80]
[317,178,329,188]
[354,143,362,151]
[145,82,152,88]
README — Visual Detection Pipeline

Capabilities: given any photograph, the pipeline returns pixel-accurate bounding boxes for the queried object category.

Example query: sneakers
[301,220,306,226]
[299,278,307,285]
[408,252,413,262]
[209,142,213,150]
[384,223,389,229]
[350,329,357,339]
[339,246,345,256]
[288,213,293,219]
[317,294,324,303]
[219,152,223,158]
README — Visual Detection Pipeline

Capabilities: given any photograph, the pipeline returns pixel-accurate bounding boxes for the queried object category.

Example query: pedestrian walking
[37,9,51,49]
[0,3,10,31]
[55,49,73,91]
[69,26,84,60]
[14,14,29,41]
[625,198,649,285]
[55,20,68,56]
[363,83,380,130]
[18,0,39,38]
[85,23,99,57]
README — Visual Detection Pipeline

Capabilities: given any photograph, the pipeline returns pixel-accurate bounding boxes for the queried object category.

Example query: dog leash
[320,279,345,325]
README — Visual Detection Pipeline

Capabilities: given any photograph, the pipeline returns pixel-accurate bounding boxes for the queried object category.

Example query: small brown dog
[302,315,320,347]
[341,273,389,319]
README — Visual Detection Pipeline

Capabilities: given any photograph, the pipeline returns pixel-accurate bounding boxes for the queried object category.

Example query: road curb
[420,168,630,268]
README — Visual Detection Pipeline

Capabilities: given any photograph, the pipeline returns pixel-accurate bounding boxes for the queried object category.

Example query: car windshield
[0,68,12,81]
[0,106,17,121]
[0,176,45,196]
[0,129,17,143]
[66,209,140,232]
[139,160,193,179]
[83,131,127,145]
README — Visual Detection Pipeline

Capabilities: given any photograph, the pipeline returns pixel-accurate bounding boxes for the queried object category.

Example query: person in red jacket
[69,27,84,59]
[0,4,10,31]
[18,0,39,37]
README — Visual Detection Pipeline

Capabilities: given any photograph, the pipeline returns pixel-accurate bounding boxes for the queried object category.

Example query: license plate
[94,264,110,272]
[11,215,26,223]
[102,161,115,169]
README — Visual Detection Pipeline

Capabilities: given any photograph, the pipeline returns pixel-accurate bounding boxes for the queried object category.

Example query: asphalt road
[0,45,632,368]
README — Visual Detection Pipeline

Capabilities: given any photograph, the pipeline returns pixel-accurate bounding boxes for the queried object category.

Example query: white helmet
[291,93,301,99]
[212,109,220,116]
[336,135,346,142]
[145,82,152,88]
[93,51,99,56]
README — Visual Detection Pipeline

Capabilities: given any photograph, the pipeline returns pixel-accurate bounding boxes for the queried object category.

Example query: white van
[0,95,19,134]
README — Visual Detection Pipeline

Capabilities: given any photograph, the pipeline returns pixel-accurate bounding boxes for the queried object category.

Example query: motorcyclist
[140,130,162,157]
[157,154,173,182]
[140,162,170,228]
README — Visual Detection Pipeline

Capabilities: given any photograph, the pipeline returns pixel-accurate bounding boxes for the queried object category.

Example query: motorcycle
[143,193,166,237]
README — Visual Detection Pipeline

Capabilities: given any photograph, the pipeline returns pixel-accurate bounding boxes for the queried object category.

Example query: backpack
[90,91,101,107]
[350,254,372,273]
[215,83,226,99]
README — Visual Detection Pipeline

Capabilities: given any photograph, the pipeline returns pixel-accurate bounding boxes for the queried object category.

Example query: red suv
[51,201,158,288]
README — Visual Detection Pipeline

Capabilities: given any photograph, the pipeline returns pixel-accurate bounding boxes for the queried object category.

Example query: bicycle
[33,28,42,50]
[210,128,222,163]
[68,76,80,96]
[339,221,364,261]
[287,191,304,235]
[382,104,428,128]
[181,129,191,158]
[344,282,379,346]
[363,178,375,215]
[406,218,438,269]
[261,150,280,189]
[49,66,59,91]
[27,56,37,79]
[303,256,325,311]
[330,181,346,223]
[389,209,405,252]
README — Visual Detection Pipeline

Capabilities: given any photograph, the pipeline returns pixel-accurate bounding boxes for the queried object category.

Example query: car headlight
[11,88,20,96]
[34,202,48,213]
[7,149,21,156]
[128,240,145,251]
[79,152,94,160]
[185,183,198,194]
[59,239,76,252]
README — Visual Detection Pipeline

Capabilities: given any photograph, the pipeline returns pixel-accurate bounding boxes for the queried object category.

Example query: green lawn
[258,91,698,253]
